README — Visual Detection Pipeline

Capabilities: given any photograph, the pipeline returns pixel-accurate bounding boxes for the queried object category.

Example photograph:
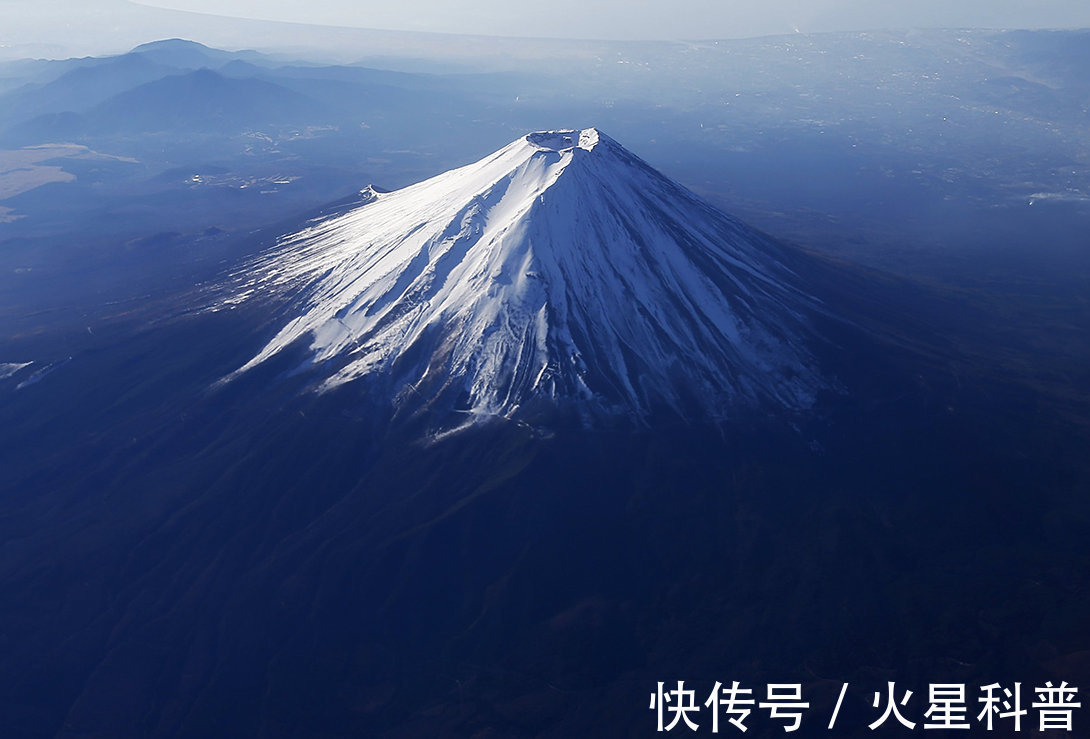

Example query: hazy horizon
[120,0,1090,40]
[3,0,1090,61]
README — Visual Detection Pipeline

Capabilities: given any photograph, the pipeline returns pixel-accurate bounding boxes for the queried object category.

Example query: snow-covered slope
[223,128,829,424]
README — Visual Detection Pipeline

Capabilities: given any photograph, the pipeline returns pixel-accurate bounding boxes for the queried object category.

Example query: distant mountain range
[0,39,480,141]
[3,31,1089,282]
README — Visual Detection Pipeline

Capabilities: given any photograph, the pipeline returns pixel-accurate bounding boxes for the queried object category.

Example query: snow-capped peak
[222,128,828,425]
[526,128,600,152]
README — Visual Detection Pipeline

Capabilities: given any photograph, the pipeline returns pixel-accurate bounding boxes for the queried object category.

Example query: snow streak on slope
[224,128,828,424]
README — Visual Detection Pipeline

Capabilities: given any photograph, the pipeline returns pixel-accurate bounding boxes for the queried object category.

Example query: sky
[125,0,1090,39]
[3,0,1090,60]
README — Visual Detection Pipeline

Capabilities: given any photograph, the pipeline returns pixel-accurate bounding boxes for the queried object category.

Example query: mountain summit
[223,128,829,425]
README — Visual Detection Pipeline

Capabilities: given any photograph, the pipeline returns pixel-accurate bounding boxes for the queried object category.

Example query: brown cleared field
[0,143,137,200]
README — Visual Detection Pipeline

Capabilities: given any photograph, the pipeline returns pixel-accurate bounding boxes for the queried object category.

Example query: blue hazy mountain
[91,68,326,132]
[5,68,326,138]
[0,38,270,97]
[0,39,475,141]
[0,53,172,124]
[127,37,273,70]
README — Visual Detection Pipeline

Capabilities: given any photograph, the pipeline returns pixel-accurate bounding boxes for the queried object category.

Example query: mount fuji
[2,120,1085,739]
[221,128,832,426]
